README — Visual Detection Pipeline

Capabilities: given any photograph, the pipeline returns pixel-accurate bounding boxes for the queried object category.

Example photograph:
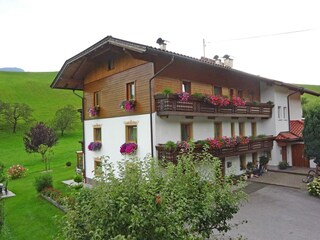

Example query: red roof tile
[290,120,304,137]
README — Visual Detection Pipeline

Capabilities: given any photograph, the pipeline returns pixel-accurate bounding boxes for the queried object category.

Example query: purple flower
[178,92,190,102]
[88,142,102,151]
[120,142,138,155]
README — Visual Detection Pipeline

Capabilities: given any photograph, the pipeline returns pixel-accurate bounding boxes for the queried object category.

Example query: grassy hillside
[0,71,81,122]
[299,84,320,107]
[0,71,83,239]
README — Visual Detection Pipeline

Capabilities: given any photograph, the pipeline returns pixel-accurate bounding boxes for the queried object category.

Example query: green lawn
[0,71,83,239]
[1,129,82,240]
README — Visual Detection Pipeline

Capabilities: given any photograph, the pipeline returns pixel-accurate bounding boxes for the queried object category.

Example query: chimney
[156,37,167,50]
[223,54,233,68]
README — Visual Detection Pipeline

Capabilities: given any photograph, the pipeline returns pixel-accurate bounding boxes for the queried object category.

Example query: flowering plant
[207,136,249,149]
[7,164,27,179]
[178,92,190,102]
[88,142,102,151]
[120,142,138,155]
[207,95,230,107]
[88,106,99,117]
[236,136,250,144]
[231,96,246,106]
[120,100,135,111]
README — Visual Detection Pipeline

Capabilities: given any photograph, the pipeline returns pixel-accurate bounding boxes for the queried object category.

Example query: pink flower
[178,92,190,102]
[120,142,138,155]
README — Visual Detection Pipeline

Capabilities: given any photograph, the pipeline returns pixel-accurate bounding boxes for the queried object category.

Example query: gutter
[149,56,175,157]
[73,90,87,182]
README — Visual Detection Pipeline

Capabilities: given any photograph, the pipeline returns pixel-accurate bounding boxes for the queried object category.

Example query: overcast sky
[0,0,319,85]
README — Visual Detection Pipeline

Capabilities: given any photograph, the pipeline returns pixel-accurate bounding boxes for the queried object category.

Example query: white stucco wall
[84,114,152,180]
[289,92,302,120]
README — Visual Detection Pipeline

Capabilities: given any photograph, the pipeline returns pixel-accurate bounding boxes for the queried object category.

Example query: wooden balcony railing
[156,136,274,164]
[155,94,274,118]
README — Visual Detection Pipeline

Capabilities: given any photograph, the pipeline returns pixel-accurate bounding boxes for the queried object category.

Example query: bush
[59,150,247,239]
[307,177,320,197]
[34,173,53,193]
[259,155,269,166]
[73,174,83,183]
[278,161,289,170]
[65,161,72,167]
[0,162,6,182]
[7,165,27,179]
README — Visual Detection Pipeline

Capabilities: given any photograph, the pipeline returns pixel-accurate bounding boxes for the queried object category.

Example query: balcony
[155,94,273,118]
[156,136,274,164]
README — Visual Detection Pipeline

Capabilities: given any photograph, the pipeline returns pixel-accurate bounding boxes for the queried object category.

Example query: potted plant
[88,142,102,151]
[120,100,135,111]
[278,161,289,170]
[120,142,138,155]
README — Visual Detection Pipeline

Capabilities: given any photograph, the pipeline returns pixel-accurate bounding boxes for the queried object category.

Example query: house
[51,36,320,183]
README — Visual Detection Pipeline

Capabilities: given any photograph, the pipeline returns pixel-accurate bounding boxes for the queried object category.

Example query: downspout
[73,90,86,182]
[149,56,175,157]
[287,90,300,131]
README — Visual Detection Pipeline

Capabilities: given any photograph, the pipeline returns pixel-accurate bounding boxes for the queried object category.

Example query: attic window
[107,58,114,70]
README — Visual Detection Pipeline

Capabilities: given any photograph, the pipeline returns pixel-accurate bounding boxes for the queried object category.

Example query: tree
[1,102,33,133]
[52,105,79,136]
[23,122,58,170]
[303,104,320,166]
[59,149,247,240]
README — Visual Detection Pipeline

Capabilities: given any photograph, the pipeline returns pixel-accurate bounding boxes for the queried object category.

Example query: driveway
[217,183,320,240]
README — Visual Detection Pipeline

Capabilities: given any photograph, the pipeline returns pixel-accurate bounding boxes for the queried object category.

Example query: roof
[275,120,304,142]
[290,120,304,137]
[50,36,320,97]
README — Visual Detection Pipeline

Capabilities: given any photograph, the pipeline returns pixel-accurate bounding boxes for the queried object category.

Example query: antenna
[202,39,210,57]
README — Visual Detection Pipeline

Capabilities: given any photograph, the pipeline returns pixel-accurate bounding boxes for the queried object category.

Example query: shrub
[0,162,6,182]
[59,150,247,239]
[65,161,72,167]
[278,161,289,170]
[161,87,172,96]
[259,155,269,166]
[34,173,53,193]
[307,177,320,197]
[7,165,27,179]
[164,140,177,151]
[73,174,83,183]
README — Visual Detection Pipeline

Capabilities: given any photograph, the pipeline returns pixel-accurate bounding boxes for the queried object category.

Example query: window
[283,107,287,120]
[182,81,191,94]
[94,91,100,106]
[237,90,243,98]
[107,57,114,70]
[94,158,103,176]
[214,86,222,96]
[278,106,282,119]
[251,122,257,137]
[126,125,137,143]
[126,82,135,100]
[214,122,222,138]
[239,122,245,136]
[231,122,235,137]
[181,123,193,141]
[94,127,102,142]
[240,155,246,170]
[229,88,235,97]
